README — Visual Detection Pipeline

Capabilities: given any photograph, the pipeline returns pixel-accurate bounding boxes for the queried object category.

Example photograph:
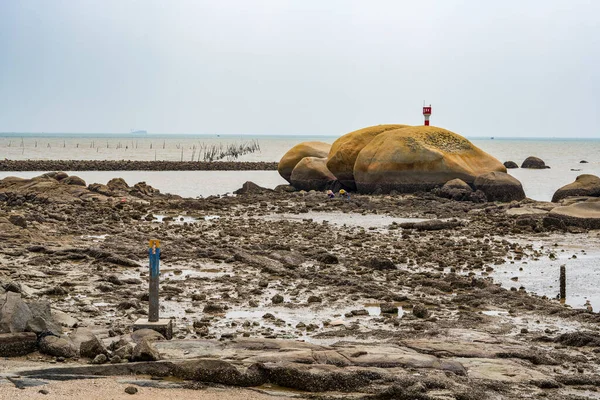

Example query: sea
[0,134,599,200]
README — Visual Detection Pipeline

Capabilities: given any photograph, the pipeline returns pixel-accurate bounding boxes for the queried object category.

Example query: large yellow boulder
[354,126,506,193]
[278,142,331,183]
[290,157,337,191]
[327,124,410,190]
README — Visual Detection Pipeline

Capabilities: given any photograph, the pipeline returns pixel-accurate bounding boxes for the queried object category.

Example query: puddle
[490,234,600,311]
[260,211,427,229]
[152,215,198,223]
[364,303,405,317]
[81,234,108,241]
[161,268,228,281]
[149,214,220,223]
[481,310,509,317]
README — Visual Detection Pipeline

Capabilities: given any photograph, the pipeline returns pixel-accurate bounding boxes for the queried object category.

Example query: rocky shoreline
[2,172,600,399]
[0,160,278,171]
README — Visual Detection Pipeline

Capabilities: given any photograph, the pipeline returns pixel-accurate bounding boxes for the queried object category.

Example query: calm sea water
[0,134,598,200]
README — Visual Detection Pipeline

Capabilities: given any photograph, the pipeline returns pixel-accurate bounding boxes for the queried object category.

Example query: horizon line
[0,132,598,140]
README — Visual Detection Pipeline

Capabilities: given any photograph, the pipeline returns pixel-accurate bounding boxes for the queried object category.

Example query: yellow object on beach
[339,189,346,195]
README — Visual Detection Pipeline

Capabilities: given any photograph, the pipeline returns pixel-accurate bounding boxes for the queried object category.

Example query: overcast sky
[0,1,598,137]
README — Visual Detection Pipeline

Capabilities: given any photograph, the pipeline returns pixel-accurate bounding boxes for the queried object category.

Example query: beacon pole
[133,238,172,339]
[148,239,161,322]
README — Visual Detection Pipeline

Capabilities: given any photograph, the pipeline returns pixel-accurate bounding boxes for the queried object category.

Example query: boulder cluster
[0,287,166,362]
[504,156,550,169]
[0,172,176,205]
[278,124,525,202]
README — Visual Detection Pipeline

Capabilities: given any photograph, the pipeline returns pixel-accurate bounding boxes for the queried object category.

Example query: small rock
[380,303,399,314]
[110,355,122,364]
[307,295,322,303]
[202,303,225,314]
[92,354,108,364]
[271,294,284,304]
[315,253,338,264]
[412,304,429,319]
[39,389,49,395]
[125,386,138,395]
[8,214,27,228]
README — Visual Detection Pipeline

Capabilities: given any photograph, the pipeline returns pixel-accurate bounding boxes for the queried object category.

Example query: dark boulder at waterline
[521,156,548,169]
[503,161,519,169]
[436,178,473,201]
[552,174,600,203]
[234,181,270,195]
[473,171,525,202]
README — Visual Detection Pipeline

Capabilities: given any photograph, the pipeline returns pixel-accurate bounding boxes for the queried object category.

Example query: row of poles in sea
[3,139,261,162]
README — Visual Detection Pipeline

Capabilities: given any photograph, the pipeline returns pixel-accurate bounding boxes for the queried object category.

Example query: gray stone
[132,339,161,361]
[71,328,107,358]
[131,328,165,343]
[114,343,134,360]
[124,386,138,394]
[25,316,63,337]
[39,335,78,358]
[92,354,108,364]
[0,292,33,333]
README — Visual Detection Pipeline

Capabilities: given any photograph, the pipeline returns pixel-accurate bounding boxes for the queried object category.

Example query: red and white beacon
[423,104,432,126]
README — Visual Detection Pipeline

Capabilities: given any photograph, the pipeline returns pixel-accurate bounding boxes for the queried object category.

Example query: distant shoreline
[0,160,279,171]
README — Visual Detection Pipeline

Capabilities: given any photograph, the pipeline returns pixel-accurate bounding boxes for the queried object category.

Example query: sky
[0,0,599,137]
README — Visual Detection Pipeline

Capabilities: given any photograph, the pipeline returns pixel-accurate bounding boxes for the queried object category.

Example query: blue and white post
[148,239,161,322]
[133,238,173,339]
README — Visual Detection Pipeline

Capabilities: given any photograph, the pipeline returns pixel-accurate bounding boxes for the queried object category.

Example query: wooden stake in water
[148,239,161,322]
[560,265,566,302]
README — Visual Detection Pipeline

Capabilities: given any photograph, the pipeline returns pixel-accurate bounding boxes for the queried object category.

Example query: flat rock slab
[401,339,528,359]
[457,357,548,382]
[506,207,549,216]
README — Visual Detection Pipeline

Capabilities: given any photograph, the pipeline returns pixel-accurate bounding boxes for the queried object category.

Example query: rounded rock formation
[278,142,331,183]
[353,126,506,194]
[545,199,600,229]
[503,161,519,169]
[473,171,526,202]
[552,174,600,203]
[62,176,86,186]
[437,178,473,201]
[327,124,409,190]
[521,156,548,169]
[290,157,337,191]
